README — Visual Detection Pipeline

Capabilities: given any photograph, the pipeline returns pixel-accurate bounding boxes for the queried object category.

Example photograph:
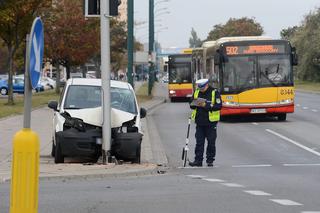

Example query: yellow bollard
[10,128,40,213]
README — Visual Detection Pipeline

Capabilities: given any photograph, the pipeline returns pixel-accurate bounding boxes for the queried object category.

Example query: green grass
[135,82,152,104]
[295,80,320,92]
[0,90,60,119]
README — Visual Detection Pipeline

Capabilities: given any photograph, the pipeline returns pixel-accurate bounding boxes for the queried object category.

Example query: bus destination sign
[225,44,286,55]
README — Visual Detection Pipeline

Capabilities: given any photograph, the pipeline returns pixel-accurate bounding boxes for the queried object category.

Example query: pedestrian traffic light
[84,0,121,17]
[109,0,121,16]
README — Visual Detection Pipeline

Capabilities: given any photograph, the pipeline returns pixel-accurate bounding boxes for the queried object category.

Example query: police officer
[189,79,222,167]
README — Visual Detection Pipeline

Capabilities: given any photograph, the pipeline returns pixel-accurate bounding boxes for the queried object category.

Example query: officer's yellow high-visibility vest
[191,89,220,122]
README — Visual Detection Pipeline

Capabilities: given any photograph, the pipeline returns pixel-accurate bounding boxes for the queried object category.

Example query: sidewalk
[0,82,167,182]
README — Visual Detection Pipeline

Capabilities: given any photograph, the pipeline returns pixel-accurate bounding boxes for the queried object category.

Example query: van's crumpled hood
[66,107,136,128]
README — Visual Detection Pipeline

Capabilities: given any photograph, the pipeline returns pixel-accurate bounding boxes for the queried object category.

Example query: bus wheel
[277,114,287,121]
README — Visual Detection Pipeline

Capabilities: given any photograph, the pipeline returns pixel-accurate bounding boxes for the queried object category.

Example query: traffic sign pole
[23,34,31,129]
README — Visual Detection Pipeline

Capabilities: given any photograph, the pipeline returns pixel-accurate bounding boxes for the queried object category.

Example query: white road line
[303,107,309,110]
[186,175,206,178]
[266,129,320,157]
[202,178,225,183]
[297,104,301,107]
[252,122,259,125]
[244,190,272,196]
[232,164,272,168]
[270,199,303,206]
[301,211,320,213]
[312,109,318,112]
[283,163,320,167]
[220,183,244,188]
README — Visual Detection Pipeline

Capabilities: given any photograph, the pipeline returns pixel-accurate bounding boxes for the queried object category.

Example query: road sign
[28,17,44,89]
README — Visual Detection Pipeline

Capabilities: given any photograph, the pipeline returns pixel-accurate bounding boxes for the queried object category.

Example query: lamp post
[148,0,155,95]
[127,0,134,87]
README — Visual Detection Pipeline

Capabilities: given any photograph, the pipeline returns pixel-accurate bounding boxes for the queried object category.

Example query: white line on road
[232,164,272,168]
[244,190,272,196]
[301,211,320,213]
[252,122,259,125]
[186,175,206,178]
[270,199,303,206]
[283,163,320,167]
[202,178,225,182]
[266,129,320,157]
[297,104,301,107]
[303,107,309,110]
[220,183,244,188]
[312,109,318,112]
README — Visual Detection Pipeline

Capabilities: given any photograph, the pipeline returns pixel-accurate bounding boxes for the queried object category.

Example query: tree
[0,0,49,105]
[289,8,320,82]
[280,26,299,40]
[206,17,264,41]
[43,0,100,84]
[189,28,202,48]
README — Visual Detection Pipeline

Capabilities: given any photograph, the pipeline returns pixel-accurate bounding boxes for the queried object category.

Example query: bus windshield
[222,55,292,93]
[169,64,192,84]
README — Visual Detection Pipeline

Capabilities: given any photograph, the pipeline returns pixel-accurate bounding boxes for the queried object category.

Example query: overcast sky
[134,0,320,48]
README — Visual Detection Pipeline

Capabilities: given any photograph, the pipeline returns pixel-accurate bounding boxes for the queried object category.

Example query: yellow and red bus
[168,51,193,101]
[194,36,298,121]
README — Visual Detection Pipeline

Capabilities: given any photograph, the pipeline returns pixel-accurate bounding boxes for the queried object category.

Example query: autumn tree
[189,28,202,48]
[43,0,100,85]
[206,17,264,41]
[0,0,49,104]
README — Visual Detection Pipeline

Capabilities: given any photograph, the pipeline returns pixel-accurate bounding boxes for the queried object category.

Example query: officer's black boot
[189,161,202,167]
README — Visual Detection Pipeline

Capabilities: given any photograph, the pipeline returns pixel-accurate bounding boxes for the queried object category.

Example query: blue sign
[28,17,44,89]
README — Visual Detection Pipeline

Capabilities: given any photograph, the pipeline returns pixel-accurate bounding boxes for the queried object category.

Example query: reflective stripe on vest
[191,89,220,122]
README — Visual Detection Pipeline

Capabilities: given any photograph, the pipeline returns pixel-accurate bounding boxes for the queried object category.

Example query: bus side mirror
[214,53,220,65]
[292,47,298,66]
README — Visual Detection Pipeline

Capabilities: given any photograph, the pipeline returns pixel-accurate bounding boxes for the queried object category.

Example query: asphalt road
[0,89,319,213]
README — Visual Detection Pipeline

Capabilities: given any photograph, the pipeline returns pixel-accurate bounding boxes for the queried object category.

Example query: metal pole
[127,0,134,87]
[101,0,111,164]
[23,34,31,129]
[148,0,154,95]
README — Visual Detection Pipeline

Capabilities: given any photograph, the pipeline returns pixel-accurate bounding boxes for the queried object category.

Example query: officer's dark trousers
[194,124,217,163]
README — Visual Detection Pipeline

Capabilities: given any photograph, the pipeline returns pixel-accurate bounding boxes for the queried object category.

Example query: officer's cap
[196,79,208,89]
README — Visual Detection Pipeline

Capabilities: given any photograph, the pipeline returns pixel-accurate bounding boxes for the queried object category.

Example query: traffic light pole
[148,0,154,96]
[127,0,134,87]
[101,0,112,164]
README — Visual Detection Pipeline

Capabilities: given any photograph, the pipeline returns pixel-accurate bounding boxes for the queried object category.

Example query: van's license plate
[250,108,266,114]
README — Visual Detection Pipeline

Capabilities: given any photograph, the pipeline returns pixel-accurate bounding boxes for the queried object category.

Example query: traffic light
[84,0,121,17]
[109,0,121,16]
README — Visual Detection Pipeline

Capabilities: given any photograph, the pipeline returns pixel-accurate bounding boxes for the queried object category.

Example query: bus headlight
[169,90,176,94]
[279,99,294,105]
[223,101,239,107]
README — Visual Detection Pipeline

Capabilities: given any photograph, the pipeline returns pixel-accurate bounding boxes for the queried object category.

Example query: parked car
[0,77,44,95]
[40,77,56,89]
[48,78,147,164]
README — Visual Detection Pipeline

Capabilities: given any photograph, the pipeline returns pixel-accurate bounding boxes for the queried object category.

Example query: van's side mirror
[48,100,58,111]
[140,107,147,118]
[292,47,298,66]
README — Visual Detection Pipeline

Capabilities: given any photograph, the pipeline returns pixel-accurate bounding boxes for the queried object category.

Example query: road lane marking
[270,199,303,206]
[297,104,301,107]
[202,178,225,182]
[186,175,206,179]
[301,211,320,213]
[283,163,320,167]
[232,164,272,168]
[266,129,320,157]
[312,109,318,112]
[252,122,259,125]
[303,107,309,110]
[244,190,272,196]
[220,183,244,188]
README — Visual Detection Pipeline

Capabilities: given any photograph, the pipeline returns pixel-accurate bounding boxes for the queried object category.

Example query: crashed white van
[48,78,146,164]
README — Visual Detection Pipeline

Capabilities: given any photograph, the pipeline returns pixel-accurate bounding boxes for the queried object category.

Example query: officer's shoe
[189,161,202,167]
[207,162,214,167]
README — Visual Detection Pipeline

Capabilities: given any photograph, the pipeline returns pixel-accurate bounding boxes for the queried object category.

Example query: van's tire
[132,145,141,164]
[51,141,56,157]
[54,140,64,163]
[277,114,287,121]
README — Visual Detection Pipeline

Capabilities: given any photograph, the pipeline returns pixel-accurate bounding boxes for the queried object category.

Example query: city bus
[168,52,192,101]
[196,36,298,121]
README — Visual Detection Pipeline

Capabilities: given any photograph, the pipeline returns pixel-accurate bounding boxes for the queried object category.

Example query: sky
[134,0,320,48]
